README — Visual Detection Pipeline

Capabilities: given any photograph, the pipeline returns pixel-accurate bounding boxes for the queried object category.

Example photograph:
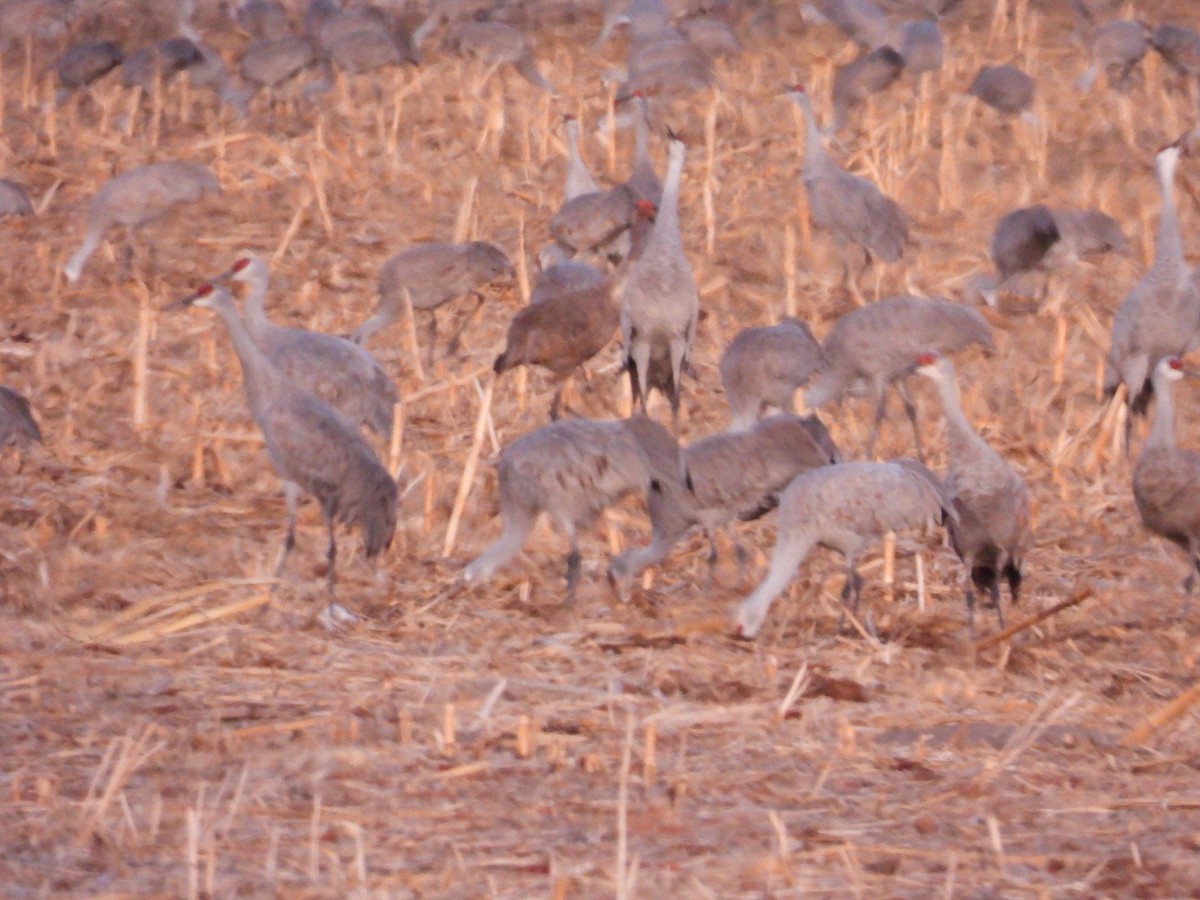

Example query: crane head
[1160,357,1186,382]
[784,83,806,95]
[914,352,945,379]
[635,198,658,220]
[165,281,220,311]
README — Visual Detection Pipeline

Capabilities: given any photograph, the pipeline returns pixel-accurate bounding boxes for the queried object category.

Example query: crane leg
[989,578,1004,630]
[896,381,925,463]
[325,519,338,612]
[628,342,652,415]
[564,534,582,606]
[865,390,887,460]
[549,379,566,421]
[965,588,976,640]
[423,310,438,373]
[837,567,865,634]
[446,293,485,357]
[1004,560,1022,607]
[275,481,302,576]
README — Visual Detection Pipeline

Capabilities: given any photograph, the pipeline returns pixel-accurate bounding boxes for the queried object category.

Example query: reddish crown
[196,283,215,296]
[790,84,806,94]
[1170,357,1184,370]
[916,352,937,366]
[231,257,251,273]
[635,198,657,216]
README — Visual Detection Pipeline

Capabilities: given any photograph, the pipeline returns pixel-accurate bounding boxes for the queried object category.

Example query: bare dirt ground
[2,0,1200,896]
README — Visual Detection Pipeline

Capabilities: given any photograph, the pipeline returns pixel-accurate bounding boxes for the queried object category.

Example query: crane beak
[163,290,202,312]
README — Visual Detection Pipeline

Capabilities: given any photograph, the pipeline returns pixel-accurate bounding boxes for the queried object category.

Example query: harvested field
[3,0,1200,896]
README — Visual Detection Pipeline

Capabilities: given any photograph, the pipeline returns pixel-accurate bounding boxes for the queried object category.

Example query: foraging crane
[785,86,908,281]
[1104,138,1200,446]
[121,37,206,91]
[733,459,955,639]
[351,241,515,368]
[550,184,637,267]
[0,0,69,47]
[0,386,41,448]
[832,45,905,132]
[619,137,699,427]
[462,416,682,602]
[719,319,826,432]
[220,254,398,437]
[804,295,994,460]
[171,283,396,622]
[239,34,328,99]
[608,414,837,592]
[916,353,1030,633]
[234,0,292,40]
[1068,0,1149,92]
[1133,357,1200,618]
[803,0,892,49]
[315,5,419,72]
[445,20,554,94]
[63,161,220,284]
[975,204,1061,307]
[493,265,618,420]
[55,41,123,99]
[968,65,1035,116]
[1049,207,1129,259]
[0,179,33,217]
[1149,23,1200,78]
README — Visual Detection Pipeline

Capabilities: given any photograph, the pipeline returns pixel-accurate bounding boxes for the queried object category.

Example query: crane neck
[1154,152,1185,275]
[634,99,650,166]
[650,143,684,244]
[1146,367,1178,452]
[793,92,829,179]
[209,294,283,418]
[239,264,274,339]
[929,368,980,457]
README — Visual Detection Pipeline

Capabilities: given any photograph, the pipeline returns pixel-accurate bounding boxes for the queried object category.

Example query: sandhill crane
[550,184,637,266]
[563,116,600,203]
[351,241,516,367]
[609,414,837,591]
[462,416,682,602]
[171,283,396,623]
[239,34,328,99]
[63,161,220,284]
[0,386,41,448]
[316,5,419,72]
[121,38,206,91]
[618,32,714,101]
[1049,207,1129,259]
[734,459,955,639]
[832,45,905,131]
[719,319,826,432]
[804,0,892,49]
[493,263,618,420]
[897,19,943,76]
[0,179,33,217]
[620,137,698,427]
[446,20,554,94]
[1149,23,1200,78]
[221,254,398,437]
[916,353,1030,633]
[1104,138,1200,446]
[1069,0,1149,92]
[677,14,740,58]
[804,295,994,460]
[785,85,908,283]
[1133,357,1200,617]
[55,41,123,98]
[968,65,1035,116]
[235,0,292,40]
[974,204,1061,307]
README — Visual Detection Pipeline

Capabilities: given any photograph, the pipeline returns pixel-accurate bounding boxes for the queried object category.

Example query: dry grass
[3,1,1200,896]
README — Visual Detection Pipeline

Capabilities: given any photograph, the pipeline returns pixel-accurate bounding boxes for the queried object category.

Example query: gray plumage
[318,6,419,71]
[617,32,714,101]
[733,459,955,639]
[1133,357,1200,615]
[352,241,515,364]
[56,41,123,91]
[1104,141,1200,432]
[0,385,41,448]
[897,19,943,76]
[63,161,220,283]
[550,184,637,265]
[786,86,908,268]
[677,15,740,58]
[968,65,1035,115]
[0,179,33,217]
[0,0,69,46]
[806,0,892,49]
[234,0,292,40]
[804,295,994,459]
[173,283,397,620]
[619,138,699,427]
[1075,14,1149,91]
[832,45,905,131]
[462,416,681,601]
[240,35,322,90]
[1049,207,1129,258]
[121,38,205,90]
[609,414,837,590]
[719,319,826,431]
[917,354,1030,633]
[1150,23,1200,77]
[562,116,600,203]
[990,203,1061,286]
[224,254,398,437]
[446,20,553,94]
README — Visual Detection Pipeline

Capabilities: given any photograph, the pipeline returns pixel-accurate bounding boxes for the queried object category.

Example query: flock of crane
[2,0,1200,640]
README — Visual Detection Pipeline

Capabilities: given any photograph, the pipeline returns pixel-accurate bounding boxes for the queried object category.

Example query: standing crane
[220,253,398,437]
[804,295,994,460]
[1104,138,1200,449]
[619,137,699,428]
[733,459,955,639]
[171,283,397,623]
[63,161,220,283]
[916,353,1030,634]
[1132,356,1200,619]
[719,319,826,432]
[785,85,908,286]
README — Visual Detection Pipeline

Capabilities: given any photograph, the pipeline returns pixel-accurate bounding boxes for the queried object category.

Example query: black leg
[446,293,485,356]
[990,579,1004,630]
[565,545,581,605]
[549,381,565,421]
[1005,561,1022,607]
[326,519,338,611]
[423,310,438,372]
[897,380,924,464]
[866,390,887,460]
[965,588,976,640]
